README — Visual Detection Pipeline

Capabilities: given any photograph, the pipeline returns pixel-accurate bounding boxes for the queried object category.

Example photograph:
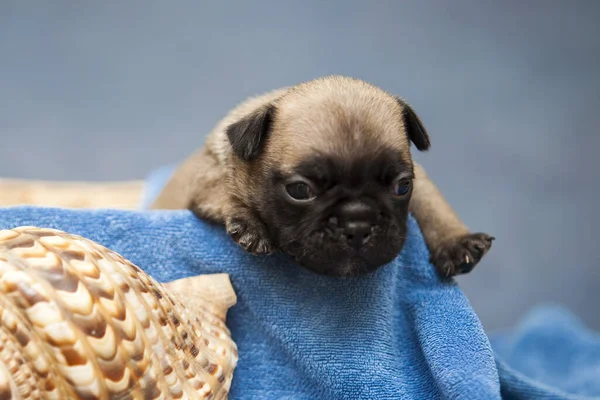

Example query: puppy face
[260,150,415,276]
[226,76,430,276]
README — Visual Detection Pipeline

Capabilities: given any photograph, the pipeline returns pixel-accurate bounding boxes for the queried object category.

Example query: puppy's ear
[225,104,276,161]
[396,97,431,151]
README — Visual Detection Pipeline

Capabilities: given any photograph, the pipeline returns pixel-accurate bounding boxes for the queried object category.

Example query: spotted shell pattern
[0,226,238,399]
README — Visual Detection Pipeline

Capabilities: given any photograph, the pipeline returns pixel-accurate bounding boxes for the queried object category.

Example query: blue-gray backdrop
[1,1,599,332]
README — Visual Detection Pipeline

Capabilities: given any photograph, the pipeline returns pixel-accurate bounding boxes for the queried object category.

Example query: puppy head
[226,76,430,276]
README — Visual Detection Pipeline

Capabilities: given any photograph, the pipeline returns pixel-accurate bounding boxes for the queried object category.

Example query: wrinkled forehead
[265,89,412,172]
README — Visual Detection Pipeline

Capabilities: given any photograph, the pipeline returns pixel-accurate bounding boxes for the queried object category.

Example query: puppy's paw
[225,214,274,255]
[431,233,495,278]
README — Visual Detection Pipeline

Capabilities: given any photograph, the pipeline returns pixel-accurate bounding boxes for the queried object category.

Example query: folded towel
[1,166,598,399]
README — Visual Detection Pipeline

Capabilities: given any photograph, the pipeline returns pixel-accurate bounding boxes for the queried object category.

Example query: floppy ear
[225,104,276,161]
[396,97,431,151]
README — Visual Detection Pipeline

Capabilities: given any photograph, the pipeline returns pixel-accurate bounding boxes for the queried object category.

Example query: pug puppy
[150,76,494,277]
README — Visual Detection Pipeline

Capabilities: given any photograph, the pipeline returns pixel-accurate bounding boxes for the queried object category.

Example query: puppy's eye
[285,182,314,201]
[393,179,411,196]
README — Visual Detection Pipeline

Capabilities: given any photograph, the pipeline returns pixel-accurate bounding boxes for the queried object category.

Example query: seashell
[0,226,238,400]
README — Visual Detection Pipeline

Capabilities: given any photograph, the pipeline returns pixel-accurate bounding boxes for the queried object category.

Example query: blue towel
[0,167,597,399]
[0,207,500,399]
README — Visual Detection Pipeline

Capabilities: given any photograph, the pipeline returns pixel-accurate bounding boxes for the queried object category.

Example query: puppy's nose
[344,221,372,249]
[337,200,377,249]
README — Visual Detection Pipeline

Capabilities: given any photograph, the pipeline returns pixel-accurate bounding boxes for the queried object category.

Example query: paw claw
[226,223,243,235]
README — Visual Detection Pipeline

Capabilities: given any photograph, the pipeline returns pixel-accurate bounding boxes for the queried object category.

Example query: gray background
[1,1,599,332]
